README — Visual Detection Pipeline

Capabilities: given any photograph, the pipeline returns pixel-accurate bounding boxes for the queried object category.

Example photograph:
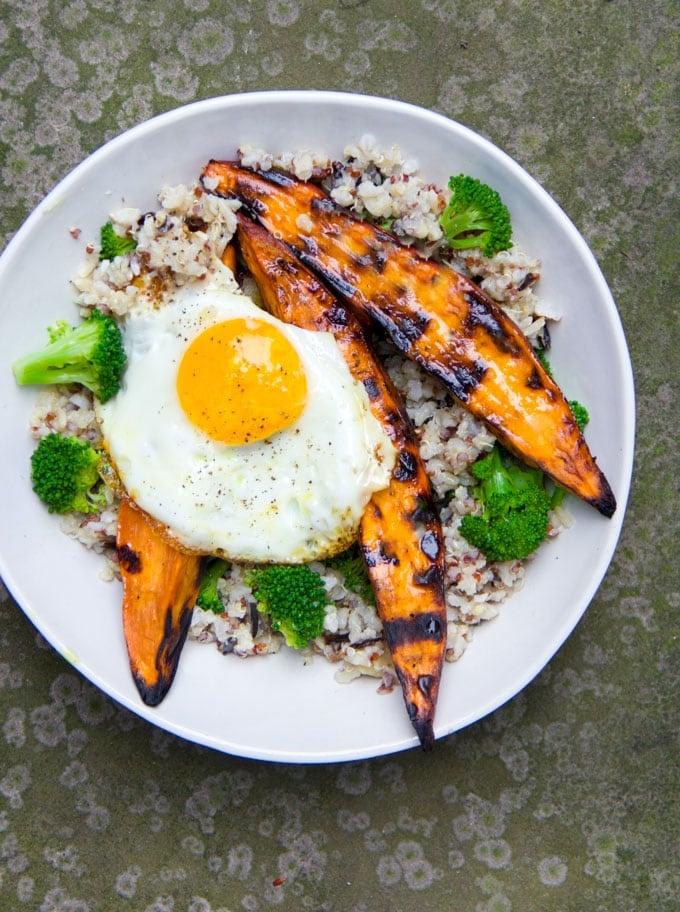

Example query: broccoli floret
[244,564,328,650]
[30,432,106,514]
[568,400,590,431]
[325,543,375,606]
[12,308,126,403]
[440,174,512,257]
[99,221,137,261]
[459,444,553,562]
[47,320,71,344]
[196,558,231,614]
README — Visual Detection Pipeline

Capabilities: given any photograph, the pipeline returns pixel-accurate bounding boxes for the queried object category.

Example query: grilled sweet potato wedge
[117,496,202,706]
[236,214,447,749]
[202,161,616,518]
[220,241,237,273]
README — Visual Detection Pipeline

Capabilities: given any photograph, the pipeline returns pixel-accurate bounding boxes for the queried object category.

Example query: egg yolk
[177,317,308,445]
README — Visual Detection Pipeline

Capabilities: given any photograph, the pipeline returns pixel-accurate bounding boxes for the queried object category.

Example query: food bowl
[0,91,635,762]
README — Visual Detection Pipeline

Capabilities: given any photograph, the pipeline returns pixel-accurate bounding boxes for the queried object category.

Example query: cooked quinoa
[28,135,571,690]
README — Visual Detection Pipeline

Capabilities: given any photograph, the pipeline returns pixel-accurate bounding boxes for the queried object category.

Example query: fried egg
[97,269,396,563]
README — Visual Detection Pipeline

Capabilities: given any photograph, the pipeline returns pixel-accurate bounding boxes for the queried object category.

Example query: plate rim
[0,90,636,763]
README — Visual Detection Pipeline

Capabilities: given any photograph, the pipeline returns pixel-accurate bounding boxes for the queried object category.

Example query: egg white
[97,272,396,563]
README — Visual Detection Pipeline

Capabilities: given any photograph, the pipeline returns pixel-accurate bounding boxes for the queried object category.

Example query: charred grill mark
[367,287,429,337]
[297,251,359,301]
[159,600,192,666]
[414,565,441,586]
[464,291,522,356]
[351,286,487,404]
[275,255,305,282]
[327,302,349,326]
[311,197,337,214]
[363,377,381,399]
[156,605,178,672]
[596,487,617,519]
[394,450,418,481]
[243,196,267,216]
[419,529,441,561]
[118,544,142,574]
[301,235,320,257]
[380,406,406,435]
[410,710,435,751]
[434,358,488,402]
[392,324,418,351]
[387,307,430,349]
[464,291,502,334]
[134,671,161,706]
[422,613,445,640]
[255,168,297,187]
[352,241,389,273]
[359,305,403,349]
[383,612,445,649]
[307,275,323,294]
[353,252,375,268]
[137,601,193,707]
[526,367,544,389]
[362,543,399,568]
[409,497,439,526]
[418,675,434,698]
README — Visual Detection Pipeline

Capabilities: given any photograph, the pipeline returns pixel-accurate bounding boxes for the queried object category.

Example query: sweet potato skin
[117,496,202,707]
[202,161,615,518]
[236,215,447,749]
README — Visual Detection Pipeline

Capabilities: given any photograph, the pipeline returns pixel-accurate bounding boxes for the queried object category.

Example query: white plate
[0,92,635,762]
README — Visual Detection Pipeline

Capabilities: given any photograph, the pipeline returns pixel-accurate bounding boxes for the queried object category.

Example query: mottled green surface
[1,1,678,910]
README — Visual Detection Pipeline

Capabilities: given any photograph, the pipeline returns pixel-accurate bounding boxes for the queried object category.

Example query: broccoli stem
[14,319,105,387]
[12,310,126,403]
